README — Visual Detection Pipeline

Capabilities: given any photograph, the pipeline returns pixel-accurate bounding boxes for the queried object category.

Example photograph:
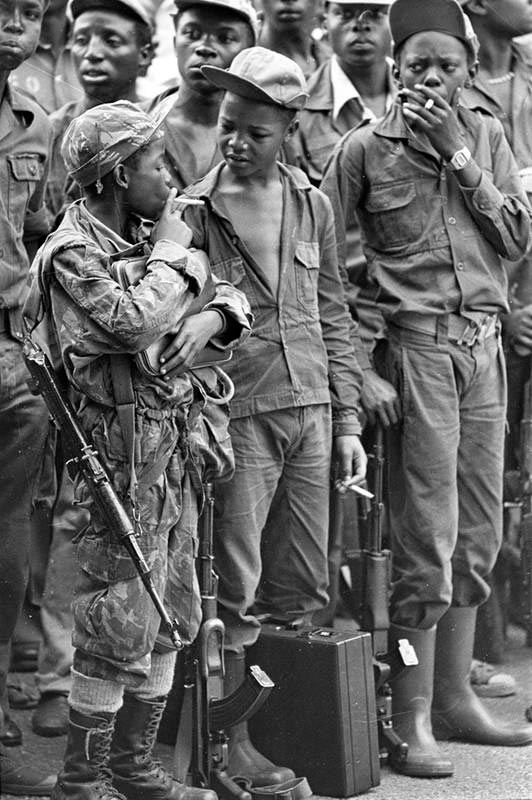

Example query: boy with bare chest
[180,46,366,787]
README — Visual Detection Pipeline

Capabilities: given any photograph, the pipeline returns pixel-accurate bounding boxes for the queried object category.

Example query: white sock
[70,668,124,715]
[131,651,177,702]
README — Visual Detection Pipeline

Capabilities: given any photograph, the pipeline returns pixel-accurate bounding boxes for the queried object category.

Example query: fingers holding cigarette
[334,476,374,498]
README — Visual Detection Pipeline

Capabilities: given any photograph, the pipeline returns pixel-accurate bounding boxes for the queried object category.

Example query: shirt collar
[3,82,35,126]
[185,161,312,201]
[330,55,395,123]
[331,55,365,122]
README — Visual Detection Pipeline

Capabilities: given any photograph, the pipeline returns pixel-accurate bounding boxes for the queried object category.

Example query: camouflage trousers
[72,403,202,688]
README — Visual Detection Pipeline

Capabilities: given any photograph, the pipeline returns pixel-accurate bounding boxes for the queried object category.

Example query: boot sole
[1,783,53,796]
[389,755,454,779]
[432,716,532,746]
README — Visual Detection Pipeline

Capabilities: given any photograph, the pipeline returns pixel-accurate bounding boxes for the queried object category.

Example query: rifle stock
[22,338,182,650]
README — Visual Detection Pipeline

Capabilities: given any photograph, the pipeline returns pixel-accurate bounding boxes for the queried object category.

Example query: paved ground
[3,624,532,800]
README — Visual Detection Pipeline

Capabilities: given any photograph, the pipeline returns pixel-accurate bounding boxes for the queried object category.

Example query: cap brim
[201,65,282,107]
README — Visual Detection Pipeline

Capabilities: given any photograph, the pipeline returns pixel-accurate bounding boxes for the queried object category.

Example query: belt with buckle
[390,313,498,346]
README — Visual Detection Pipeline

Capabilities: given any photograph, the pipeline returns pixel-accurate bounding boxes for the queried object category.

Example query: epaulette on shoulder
[459,102,496,121]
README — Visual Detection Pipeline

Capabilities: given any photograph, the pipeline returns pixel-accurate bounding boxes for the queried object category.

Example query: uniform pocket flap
[366,181,416,212]
[295,241,320,269]
[7,153,44,182]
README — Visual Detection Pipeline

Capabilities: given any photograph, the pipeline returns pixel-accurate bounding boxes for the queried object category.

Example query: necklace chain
[486,71,514,85]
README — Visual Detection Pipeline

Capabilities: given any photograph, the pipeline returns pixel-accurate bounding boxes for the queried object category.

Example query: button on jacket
[321,100,532,328]
[181,162,363,436]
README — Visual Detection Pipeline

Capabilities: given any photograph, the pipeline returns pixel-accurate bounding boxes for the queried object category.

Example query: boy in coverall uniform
[180,46,367,788]
[321,0,532,779]
[26,100,252,800]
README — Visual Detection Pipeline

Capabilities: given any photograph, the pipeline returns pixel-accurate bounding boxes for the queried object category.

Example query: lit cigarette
[176,197,205,206]
[346,484,374,499]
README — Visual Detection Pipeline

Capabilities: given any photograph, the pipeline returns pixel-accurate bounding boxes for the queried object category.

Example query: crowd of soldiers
[1,0,532,797]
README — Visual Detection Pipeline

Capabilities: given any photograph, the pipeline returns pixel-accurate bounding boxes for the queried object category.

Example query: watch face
[451,148,471,170]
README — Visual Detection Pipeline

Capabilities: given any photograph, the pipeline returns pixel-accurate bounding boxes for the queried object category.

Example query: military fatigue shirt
[32,199,252,408]
[181,162,363,436]
[10,41,82,114]
[321,101,532,328]
[0,85,51,319]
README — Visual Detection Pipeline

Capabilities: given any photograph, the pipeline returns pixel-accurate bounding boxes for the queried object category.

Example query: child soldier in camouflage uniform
[25,100,251,800]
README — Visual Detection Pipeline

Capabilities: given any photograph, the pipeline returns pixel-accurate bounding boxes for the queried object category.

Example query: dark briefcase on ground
[247,624,380,797]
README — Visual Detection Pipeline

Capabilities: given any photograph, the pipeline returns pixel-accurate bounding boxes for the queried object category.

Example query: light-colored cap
[69,0,155,28]
[201,46,308,110]
[173,0,259,43]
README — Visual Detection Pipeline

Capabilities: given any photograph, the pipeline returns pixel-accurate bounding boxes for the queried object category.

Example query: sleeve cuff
[148,240,208,294]
[332,416,362,437]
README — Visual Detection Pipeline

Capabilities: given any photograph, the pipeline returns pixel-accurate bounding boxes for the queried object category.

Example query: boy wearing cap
[322,0,532,779]
[0,0,57,794]
[149,0,257,193]
[180,45,366,788]
[27,99,251,800]
[46,0,155,219]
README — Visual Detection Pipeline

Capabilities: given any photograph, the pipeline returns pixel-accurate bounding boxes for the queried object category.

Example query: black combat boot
[52,709,125,800]
[432,606,532,746]
[225,651,295,787]
[111,693,217,800]
[388,624,454,778]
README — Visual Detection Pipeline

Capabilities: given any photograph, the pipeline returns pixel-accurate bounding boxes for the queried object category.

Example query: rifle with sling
[22,338,182,651]
[341,424,412,765]
[173,481,274,800]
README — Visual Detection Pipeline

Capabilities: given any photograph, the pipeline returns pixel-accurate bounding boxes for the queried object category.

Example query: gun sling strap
[109,354,175,517]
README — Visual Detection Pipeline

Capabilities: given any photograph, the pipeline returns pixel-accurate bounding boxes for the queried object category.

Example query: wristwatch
[447,146,472,171]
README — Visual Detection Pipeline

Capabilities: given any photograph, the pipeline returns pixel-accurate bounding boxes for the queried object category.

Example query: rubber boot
[111,693,217,800]
[432,606,532,746]
[225,651,296,787]
[0,740,56,795]
[51,709,126,800]
[388,624,454,778]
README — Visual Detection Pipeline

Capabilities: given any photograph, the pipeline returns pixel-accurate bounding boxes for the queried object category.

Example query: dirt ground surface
[2,624,531,800]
